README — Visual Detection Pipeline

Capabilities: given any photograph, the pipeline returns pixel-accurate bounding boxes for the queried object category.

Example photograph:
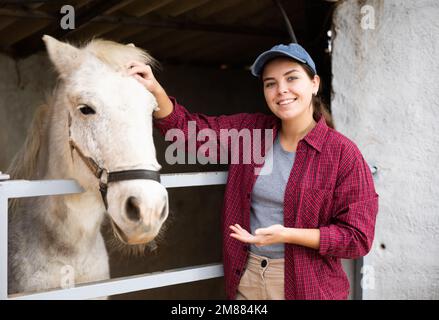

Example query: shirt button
[261,259,267,268]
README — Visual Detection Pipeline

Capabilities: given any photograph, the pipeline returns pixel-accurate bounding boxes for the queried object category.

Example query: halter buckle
[100,169,109,185]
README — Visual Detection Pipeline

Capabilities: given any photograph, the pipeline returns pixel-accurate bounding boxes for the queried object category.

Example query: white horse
[7,35,169,296]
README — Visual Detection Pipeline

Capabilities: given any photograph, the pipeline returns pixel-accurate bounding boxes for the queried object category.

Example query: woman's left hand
[229,224,286,246]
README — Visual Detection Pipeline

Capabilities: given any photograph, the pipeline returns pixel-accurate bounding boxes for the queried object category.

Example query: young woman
[128,43,379,300]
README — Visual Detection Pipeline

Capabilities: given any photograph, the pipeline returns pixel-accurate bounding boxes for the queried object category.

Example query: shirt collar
[272,115,329,153]
[302,116,329,153]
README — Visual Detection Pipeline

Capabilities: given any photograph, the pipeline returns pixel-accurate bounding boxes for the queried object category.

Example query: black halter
[68,115,161,209]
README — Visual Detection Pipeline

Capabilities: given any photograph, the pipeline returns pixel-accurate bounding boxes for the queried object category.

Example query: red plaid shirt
[154,98,379,300]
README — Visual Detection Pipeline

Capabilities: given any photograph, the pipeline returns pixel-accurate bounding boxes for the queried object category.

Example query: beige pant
[236,252,285,300]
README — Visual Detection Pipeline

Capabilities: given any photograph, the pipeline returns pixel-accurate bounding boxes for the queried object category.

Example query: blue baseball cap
[251,43,317,77]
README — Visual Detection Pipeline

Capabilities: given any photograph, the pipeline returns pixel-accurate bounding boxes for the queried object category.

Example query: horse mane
[83,38,158,72]
[7,102,50,213]
[7,103,49,181]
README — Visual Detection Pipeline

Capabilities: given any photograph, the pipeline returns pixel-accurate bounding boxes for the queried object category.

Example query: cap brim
[251,50,307,77]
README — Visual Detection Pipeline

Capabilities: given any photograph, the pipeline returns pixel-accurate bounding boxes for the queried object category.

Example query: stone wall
[332,0,439,299]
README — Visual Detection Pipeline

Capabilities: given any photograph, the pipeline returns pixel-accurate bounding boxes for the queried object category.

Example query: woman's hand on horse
[127,61,162,95]
[229,224,286,246]
[127,61,173,119]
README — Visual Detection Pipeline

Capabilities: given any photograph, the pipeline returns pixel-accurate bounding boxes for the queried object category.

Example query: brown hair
[301,64,334,129]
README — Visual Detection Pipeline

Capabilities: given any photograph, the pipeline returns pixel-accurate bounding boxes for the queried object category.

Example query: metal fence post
[0,195,8,300]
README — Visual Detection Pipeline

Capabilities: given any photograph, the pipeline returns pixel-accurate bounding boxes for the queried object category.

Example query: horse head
[43,35,168,245]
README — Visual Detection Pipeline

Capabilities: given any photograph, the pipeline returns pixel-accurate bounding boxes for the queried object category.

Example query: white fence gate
[0,171,228,300]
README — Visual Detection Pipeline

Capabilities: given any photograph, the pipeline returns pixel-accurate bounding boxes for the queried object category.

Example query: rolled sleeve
[319,196,379,258]
[319,146,379,259]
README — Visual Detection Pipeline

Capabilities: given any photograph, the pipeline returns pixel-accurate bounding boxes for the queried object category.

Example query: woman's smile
[277,97,298,106]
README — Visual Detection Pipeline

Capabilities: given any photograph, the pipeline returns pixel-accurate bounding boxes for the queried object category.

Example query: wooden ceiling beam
[9,0,123,56]
[0,0,64,3]
[95,15,286,37]
[0,0,45,32]
[189,0,247,19]
[97,0,224,55]
[68,0,175,41]
[154,0,212,17]
[0,7,286,37]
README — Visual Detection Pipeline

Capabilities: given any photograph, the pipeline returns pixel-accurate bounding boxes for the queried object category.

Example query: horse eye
[78,105,96,115]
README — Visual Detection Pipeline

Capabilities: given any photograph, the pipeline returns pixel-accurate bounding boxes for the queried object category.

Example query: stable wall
[332,0,439,299]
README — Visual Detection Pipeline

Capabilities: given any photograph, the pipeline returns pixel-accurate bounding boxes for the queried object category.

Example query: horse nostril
[125,196,141,222]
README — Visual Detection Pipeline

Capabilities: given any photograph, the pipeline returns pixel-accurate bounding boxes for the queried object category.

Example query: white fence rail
[0,171,228,300]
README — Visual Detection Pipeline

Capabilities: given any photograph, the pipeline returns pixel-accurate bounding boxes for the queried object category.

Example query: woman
[128,43,379,300]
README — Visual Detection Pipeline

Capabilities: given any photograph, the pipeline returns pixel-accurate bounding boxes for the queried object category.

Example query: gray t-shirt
[250,135,296,258]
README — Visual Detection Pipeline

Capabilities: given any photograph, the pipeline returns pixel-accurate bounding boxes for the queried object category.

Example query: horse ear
[42,35,82,78]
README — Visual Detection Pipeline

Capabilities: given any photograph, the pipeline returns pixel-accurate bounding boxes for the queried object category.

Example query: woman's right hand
[127,61,163,95]
[127,60,173,119]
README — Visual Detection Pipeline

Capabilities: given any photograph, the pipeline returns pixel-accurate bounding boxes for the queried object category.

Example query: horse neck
[41,91,106,244]
[33,194,105,249]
